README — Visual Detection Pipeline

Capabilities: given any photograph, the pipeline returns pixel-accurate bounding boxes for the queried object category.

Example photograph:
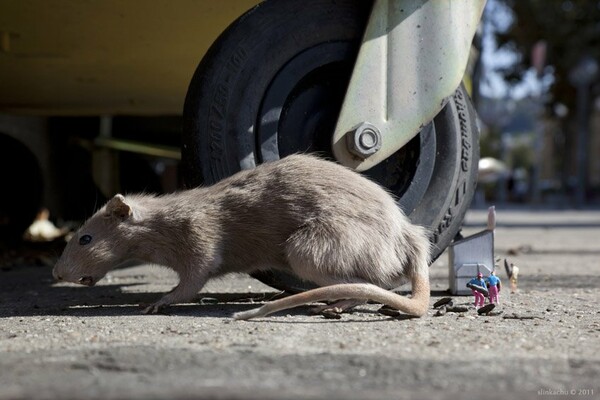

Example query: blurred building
[476,93,600,205]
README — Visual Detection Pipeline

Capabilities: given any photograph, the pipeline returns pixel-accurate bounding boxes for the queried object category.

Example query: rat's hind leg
[281,222,378,317]
[234,220,431,320]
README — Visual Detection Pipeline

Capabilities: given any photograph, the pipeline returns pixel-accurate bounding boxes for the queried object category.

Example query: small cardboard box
[448,230,494,295]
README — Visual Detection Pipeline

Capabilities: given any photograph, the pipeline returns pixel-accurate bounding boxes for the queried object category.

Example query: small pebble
[434,307,447,317]
[378,306,400,317]
[433,298,453,309]
[477,304,496,315]
[447,306,469,313]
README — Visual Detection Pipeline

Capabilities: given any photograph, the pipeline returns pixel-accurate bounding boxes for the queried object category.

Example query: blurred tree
[492,0,600,203]
[495,0,600,110]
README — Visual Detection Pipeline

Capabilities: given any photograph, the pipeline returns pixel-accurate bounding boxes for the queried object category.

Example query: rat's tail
[233,270,430,320]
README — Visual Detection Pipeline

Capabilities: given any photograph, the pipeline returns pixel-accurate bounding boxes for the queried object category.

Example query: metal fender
[333,0,486,171]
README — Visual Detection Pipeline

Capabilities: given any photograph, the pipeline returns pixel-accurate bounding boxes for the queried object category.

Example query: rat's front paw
[140,302,169,315]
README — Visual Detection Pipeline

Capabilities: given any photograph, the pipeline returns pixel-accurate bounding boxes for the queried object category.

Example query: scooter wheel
[182,0,479,292]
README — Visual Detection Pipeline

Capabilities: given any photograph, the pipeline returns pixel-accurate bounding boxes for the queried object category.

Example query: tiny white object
[487,206,496,231]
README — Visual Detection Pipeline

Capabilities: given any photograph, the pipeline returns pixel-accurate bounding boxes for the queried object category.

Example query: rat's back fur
[54,154,431,318]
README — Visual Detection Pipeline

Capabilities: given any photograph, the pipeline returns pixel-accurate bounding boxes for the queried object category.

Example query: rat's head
[53,194,136,287]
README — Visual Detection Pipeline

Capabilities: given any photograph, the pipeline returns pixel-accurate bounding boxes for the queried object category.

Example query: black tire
[183,0,479,292]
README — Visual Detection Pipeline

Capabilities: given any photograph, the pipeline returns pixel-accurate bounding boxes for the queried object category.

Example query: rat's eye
[79,235,92,245]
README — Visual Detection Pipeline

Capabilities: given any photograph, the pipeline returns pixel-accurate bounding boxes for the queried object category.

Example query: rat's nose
[52,268,63,281]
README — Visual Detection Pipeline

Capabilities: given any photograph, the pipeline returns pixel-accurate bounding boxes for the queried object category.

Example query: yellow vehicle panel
[0,0,260,115]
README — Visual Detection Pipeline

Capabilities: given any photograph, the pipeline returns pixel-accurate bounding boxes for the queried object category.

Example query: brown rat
[53,154,431,319]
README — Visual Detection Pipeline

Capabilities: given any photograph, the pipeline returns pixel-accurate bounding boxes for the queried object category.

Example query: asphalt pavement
[0,207,599,400]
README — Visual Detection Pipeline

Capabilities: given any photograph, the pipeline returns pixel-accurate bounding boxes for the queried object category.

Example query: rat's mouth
[78,276,96,287]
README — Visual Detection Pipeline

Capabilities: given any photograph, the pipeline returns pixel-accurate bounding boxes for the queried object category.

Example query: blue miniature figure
[486,270,501,304]
[467,272,487,308]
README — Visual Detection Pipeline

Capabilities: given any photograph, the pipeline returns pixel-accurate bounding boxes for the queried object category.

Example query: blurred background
[471,0,600,207]
[0,0,599,246]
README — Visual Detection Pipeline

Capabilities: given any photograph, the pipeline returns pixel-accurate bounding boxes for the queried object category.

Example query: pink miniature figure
[467,272,487,308]
[486,270,502,304]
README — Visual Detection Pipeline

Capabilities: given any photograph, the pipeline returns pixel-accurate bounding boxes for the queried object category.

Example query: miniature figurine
[466,272,488,308]
[504,259,519,293]
[486,270,501,304]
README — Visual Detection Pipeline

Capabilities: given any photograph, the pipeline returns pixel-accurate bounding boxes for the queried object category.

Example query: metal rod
[93,137,181,160]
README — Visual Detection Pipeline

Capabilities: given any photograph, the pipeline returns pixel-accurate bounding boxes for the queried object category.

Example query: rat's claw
[141,303,166,315]
[141,304,156,314]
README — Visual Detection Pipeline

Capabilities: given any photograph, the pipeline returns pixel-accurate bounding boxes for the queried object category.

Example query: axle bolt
[347,122,382,159]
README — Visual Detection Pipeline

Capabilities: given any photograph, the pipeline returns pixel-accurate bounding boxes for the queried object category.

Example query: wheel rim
[256,41,435,214]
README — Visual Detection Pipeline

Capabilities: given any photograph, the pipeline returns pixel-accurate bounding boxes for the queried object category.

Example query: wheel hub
[256,41,435,214]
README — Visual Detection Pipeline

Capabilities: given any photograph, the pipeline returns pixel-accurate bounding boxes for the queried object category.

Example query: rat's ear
[105,194,132,221]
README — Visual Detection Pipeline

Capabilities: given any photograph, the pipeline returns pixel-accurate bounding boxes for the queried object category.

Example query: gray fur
[53,154,431,318]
